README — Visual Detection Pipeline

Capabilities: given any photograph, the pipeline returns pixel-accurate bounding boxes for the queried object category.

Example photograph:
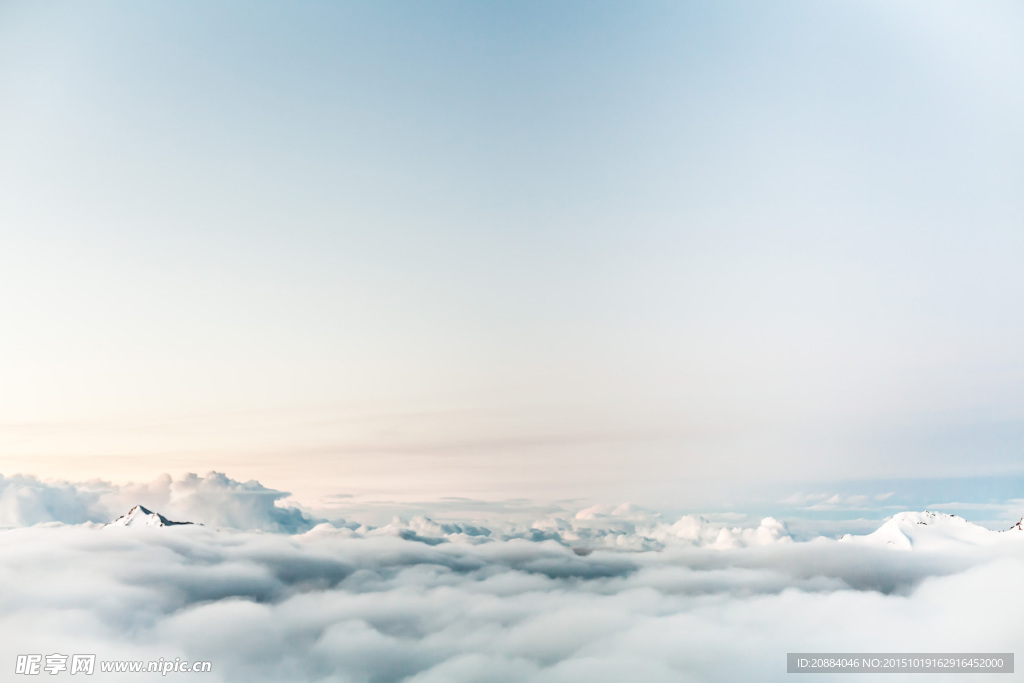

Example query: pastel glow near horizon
[2,1,1023,513]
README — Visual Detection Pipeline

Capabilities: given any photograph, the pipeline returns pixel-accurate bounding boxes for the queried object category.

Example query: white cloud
[0,472,317,532]
[117,471,318,533]
[1,520,1023,682]
[0,474,106,527]
[780,491,897,511]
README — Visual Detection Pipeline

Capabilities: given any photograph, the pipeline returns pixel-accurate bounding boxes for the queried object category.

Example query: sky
[1,0,1023,515]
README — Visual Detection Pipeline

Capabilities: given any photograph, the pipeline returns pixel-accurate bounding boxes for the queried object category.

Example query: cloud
[1,520,1023,683]
[0,474,110,527]
[354,507,796,552]
[117,472,318,533]
[780,492,897,511]
[0,472,317,533]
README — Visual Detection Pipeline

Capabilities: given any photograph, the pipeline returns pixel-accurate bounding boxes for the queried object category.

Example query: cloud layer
[3,473,1023,681]
[2,514,1024,681]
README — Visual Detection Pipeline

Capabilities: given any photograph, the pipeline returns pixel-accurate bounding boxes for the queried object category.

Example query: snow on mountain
[840,510,1023,550]
[105,505,194,528]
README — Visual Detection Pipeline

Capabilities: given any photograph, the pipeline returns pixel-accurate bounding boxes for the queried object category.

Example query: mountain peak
[105,505,193,528]
[840,510,1006,550]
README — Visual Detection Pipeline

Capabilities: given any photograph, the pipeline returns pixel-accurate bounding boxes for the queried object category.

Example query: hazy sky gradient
[2,0,1023,507]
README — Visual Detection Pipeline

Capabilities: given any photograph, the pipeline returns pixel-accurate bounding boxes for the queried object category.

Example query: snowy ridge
[840,510,1024,550]
[105,505,194,528]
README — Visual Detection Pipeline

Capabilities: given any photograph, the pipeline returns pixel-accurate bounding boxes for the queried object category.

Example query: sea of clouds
[2,472,1023,682]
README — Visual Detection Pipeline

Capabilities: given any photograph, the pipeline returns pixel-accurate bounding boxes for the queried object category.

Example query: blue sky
[1,1,1023,518]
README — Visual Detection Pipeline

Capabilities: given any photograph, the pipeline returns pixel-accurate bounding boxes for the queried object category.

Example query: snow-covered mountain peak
[840,510,1011,550]
[105,505,193,528]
